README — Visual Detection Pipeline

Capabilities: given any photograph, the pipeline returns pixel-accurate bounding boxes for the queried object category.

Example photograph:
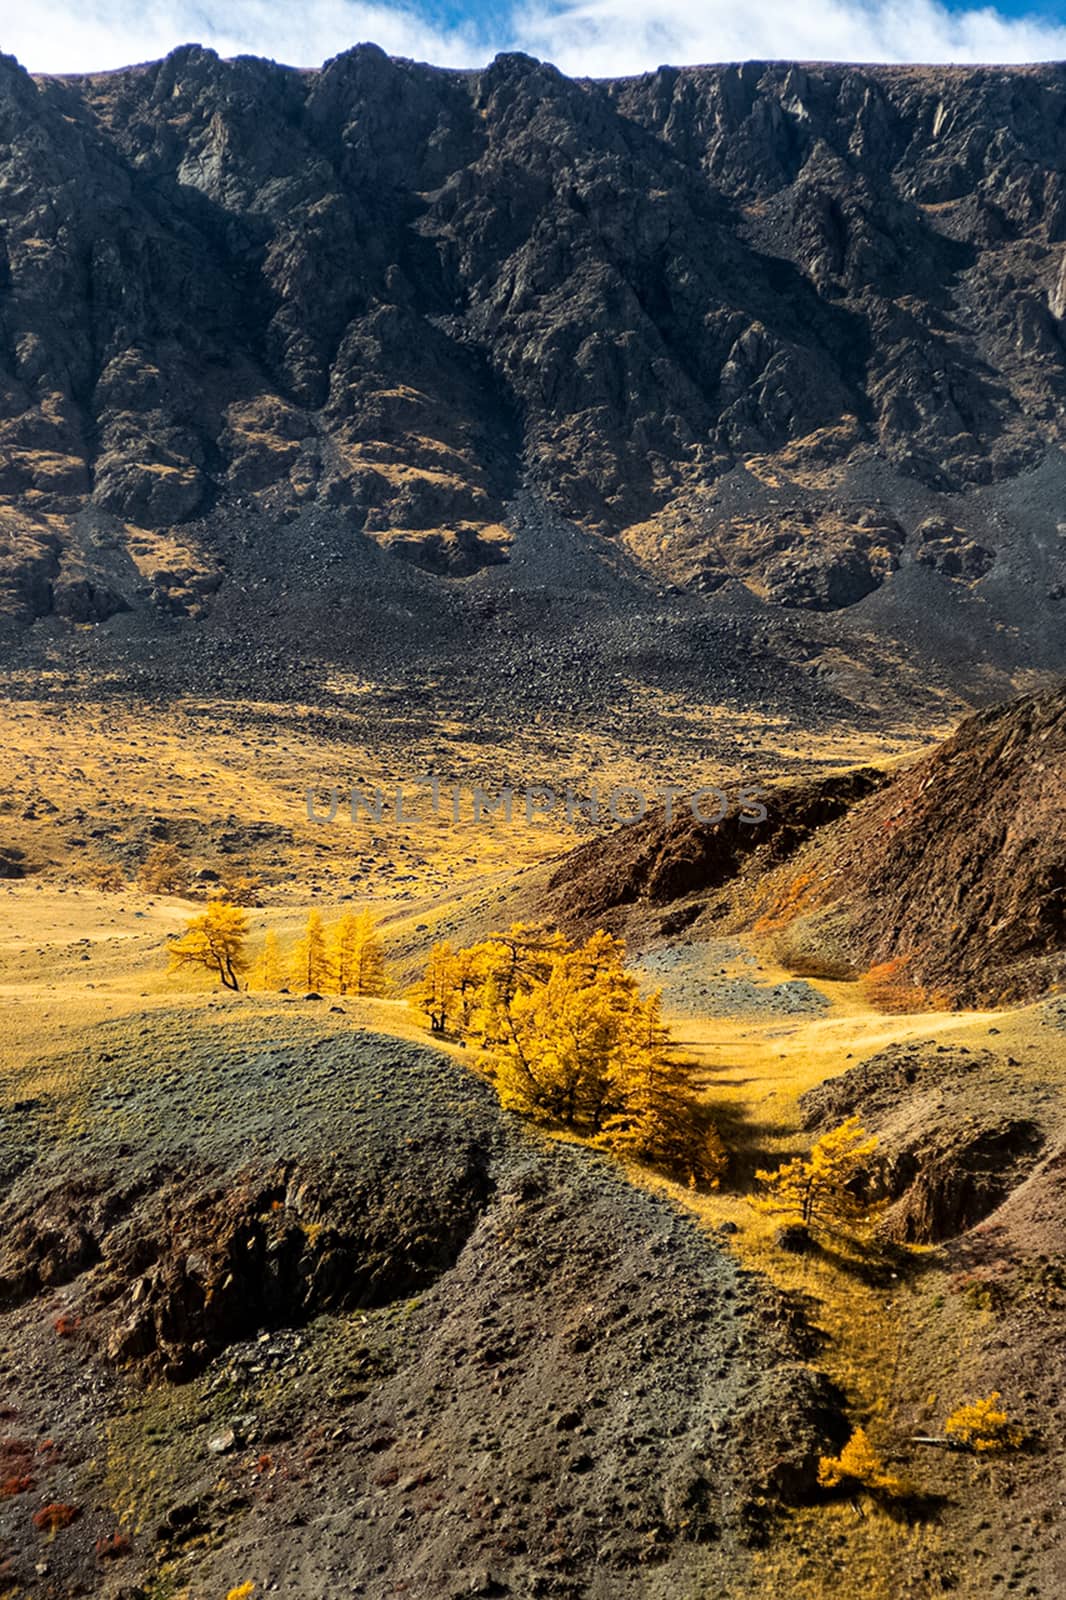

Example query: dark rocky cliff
[1,45,1064,645]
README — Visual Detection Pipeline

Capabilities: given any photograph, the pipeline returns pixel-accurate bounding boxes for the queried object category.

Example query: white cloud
[2,0,483,75]
[5,0,1066,77]
[516,0,1066,75]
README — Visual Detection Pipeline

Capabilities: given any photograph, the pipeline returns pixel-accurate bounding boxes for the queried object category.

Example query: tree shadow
[835,1485,952,1525]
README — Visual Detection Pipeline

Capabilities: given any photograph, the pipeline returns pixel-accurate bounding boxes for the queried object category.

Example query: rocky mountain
[0,44,1065,668]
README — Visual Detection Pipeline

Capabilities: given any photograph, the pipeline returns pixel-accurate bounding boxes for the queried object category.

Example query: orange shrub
[860,956,951,1013]
[95,1531,132,1559]
[753,870,818,934]
[32,1502,80,1532]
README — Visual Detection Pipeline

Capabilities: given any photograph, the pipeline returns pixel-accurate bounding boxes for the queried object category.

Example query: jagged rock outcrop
[0,47,1064,629]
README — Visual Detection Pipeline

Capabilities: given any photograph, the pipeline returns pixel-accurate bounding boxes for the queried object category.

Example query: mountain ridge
[0,44,1063,685]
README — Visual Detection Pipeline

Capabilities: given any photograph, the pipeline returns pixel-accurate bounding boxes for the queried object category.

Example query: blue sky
[5,0,1066,76]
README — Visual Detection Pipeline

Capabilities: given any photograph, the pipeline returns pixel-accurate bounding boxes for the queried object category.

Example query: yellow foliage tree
[413,924,725,1185]
[944,1393,1023,1452]
[410,940,458,1033]
[333,909,388,996]
[464,923,574,1046]
[755,1116,882,1237]
[495,931,632,1129]
[818,1427,909,1498]
[139,842,189,895]
[168,900,249,990]
[291,908,332,992]
[601,987,727,1187]
[255,929,284,991]
[219,866,261,907]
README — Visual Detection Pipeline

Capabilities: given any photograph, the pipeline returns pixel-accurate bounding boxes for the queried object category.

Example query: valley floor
[2,878,1063,1597]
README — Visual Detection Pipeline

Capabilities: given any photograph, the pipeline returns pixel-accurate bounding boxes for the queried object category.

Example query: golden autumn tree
[448,944,486,1035]
[602,987,727,1187]
[291,908,332,992]
[168,899,249,990]
[818,1428,909,1499]
[139,842,189,895]
[333,909,389,996]
[495,931,631,1129]
[410,940,458,1033]
[755,1116,882,1237]
[465,923,574,1047]
[255,929,284,991]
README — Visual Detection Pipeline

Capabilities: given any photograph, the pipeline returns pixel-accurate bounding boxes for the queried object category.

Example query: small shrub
[944,1393,1023,1452]
[95,1531,131,1559]
[0,1474,33,1497]
[76,860,125,891]
[32,1501,80,1532]
[226,1584,256,1600]
[817,1427,909,1498]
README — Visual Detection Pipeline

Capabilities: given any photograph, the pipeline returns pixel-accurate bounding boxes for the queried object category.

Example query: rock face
[542,684,1065,1003]
[0,47,1065,629]
[539,767,885,927]
[911,515,995,580]
[807,683,1066,1003]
